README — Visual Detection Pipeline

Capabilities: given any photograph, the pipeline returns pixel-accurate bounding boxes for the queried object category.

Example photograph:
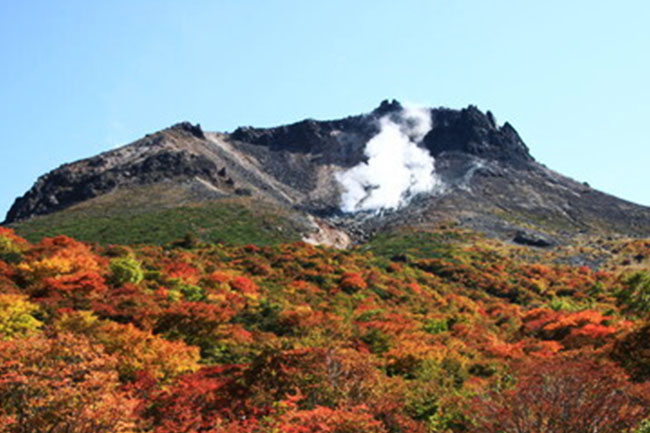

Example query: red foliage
[92,283,164,330]
[230,276,259,295]
[522,308,621,348]
[0,227,30,248]
[339,272,367,293]
[155,301,237,338]
[471,358,650,433]
[148,365,258,433]
[164,261,200,284]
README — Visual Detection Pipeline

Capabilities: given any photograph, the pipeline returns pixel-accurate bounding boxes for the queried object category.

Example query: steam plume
[336,105,438,213]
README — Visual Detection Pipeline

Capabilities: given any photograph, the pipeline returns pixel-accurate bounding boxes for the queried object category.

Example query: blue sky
[1,1,650,219]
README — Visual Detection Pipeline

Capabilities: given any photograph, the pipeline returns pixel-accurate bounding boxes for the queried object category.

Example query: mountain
[3,103,650,433]
[6,100,650,246]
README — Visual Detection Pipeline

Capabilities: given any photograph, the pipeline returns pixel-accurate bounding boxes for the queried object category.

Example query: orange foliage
[275,404,387,433]
[0,229,647,432]
[339,272,367,292]
[523,308,621,348]
[0,333,139,433]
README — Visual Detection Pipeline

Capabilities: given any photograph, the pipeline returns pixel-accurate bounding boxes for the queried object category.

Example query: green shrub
[109,256,144,286]
[361,328,391,354]
[423,318,449,334]
[179,283,205,302]
[636,418,650,433]
[618,271,650,314]
[233,299,289,335]
[548,297,583,312]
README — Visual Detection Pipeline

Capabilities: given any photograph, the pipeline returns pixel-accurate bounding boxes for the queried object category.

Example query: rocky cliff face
[5,123,232,223]
[6,100,650,245]
[423,105,533,164]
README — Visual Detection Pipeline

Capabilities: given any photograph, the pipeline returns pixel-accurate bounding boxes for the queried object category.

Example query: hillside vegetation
[1,226,650,432]
[10,192,304,246]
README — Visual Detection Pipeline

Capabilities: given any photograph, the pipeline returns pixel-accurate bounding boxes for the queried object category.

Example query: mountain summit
[6,100,650,246]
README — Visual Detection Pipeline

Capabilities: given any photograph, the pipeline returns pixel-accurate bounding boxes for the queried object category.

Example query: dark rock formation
[372,99,403,116]
[423,105,533,165]
[232,119,341,153]
[513,230,555,248]
[5,149,224,223]
[170,122,205,139]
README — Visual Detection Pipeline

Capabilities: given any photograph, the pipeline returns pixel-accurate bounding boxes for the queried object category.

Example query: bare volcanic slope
[5,100,650,246]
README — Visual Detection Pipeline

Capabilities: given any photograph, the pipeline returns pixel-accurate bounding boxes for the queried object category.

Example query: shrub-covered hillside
[1,226,650,432]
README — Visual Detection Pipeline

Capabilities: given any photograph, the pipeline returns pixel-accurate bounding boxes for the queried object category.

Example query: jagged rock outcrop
[171,121,205,139]
[423,105,534,165]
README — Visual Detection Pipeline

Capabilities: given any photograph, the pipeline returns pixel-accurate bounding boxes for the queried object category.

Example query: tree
[612,323,650,381]
[0,294,42,340]
[275,403,387,433]
[618,271,650,315]
[109,256,144,286]
[471,358,650,433]
[0,333,139,433]
[146,365,255,433]
[0,228,28,263]
[56,311,200,382]
[16,236,107,310]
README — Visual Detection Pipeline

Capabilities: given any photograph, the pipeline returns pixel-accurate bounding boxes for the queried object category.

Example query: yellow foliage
[0,237,20,255]
[17,238,102,282]
[56,311,200,381]
[0,228,28,256]
[0,294,42,340]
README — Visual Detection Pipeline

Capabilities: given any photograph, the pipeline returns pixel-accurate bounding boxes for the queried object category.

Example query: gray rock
[513,230,555,248]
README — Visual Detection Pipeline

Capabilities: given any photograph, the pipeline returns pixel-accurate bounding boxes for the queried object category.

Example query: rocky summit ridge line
[5,100,650,246]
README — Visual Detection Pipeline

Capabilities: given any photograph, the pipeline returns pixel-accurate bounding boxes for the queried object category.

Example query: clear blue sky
[2,1,650,220]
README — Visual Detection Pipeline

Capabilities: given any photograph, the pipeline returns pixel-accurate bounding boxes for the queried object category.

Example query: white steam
[336,105,439,213]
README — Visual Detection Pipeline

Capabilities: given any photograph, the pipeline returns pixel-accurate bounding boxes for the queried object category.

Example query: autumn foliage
[471,358,650,433]
[0,229,649,432]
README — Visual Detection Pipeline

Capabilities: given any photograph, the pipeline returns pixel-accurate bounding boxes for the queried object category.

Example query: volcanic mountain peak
[229,100,533,165]
[5,100,650,246]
